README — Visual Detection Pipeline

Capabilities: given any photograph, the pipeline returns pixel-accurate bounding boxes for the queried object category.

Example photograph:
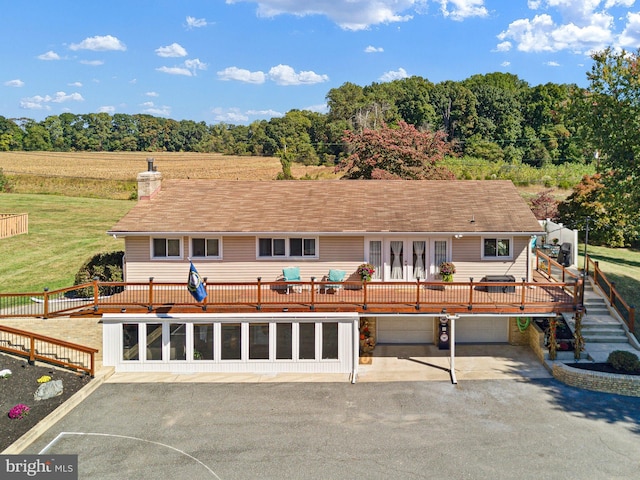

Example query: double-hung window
[191,237,221,259]
[482,237,512,259]
[152,238,181,258]
[258,237,317,258]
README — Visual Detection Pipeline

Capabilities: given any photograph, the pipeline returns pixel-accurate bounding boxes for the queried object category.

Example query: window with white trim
[191,237,221,259]
[152,238,181,258]
[482,237,512,259]
[257,237,317,258]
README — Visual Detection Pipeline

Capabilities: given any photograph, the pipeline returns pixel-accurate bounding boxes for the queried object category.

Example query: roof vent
[147,157,155,172]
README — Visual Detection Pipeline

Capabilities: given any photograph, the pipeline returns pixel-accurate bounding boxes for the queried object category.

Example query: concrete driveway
[22,346,640,480]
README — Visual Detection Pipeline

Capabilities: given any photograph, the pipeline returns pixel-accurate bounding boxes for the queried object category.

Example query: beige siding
[451,235,531,281]
[123,234,532,284]
[124,235,365,283]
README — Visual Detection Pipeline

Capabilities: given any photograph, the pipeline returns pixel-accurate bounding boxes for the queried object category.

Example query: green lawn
[580,244,640,308]
[578,244,640,341]
[0,193,134,293]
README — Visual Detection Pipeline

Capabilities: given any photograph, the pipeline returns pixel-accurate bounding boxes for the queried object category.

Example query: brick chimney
[137,157,162,200]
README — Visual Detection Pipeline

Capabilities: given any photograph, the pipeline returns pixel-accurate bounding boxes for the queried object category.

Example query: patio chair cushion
[282,267,301,281]
[326,269,346,291]
[328,269,346,283]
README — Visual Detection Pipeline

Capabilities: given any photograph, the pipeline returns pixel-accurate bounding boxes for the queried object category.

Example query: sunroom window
[483,238,512,259]
[152,238,181,258]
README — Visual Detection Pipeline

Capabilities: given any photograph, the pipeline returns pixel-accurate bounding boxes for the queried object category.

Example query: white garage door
[455,317,508,343]
[377,316,434,344]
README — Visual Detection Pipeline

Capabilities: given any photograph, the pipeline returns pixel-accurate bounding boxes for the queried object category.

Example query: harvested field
[0,151,337,181]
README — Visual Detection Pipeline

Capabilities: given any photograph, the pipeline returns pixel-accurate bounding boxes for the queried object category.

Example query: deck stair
[564,280,640,362]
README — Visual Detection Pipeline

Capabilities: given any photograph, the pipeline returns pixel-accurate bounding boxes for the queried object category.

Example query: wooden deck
[0,267,580,319]
[82,274,577,316]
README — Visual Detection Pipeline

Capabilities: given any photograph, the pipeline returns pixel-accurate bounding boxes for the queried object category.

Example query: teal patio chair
[324,269,346,293]
[282,266,302,294]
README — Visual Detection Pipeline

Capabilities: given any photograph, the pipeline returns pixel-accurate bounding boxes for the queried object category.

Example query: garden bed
[534,317,574,351]
[0,353,90,452]
[565,362,640,376]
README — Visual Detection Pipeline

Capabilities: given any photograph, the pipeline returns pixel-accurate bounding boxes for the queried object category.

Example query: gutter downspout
[351,319,359,383]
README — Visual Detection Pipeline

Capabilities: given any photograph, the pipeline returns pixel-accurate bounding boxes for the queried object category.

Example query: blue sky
[1,0,639,125]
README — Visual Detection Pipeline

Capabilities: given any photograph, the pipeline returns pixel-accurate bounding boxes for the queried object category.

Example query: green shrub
[0,168,13,192]
[70,251,125,298]
[607,350,640,373]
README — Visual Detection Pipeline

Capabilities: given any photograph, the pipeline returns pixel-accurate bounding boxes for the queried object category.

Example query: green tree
[0,116,23,150]
[572,47,640,244]
[430,81,478,146]
[22,120,51,151]
[336,121,455,180]
[557,173,631,246]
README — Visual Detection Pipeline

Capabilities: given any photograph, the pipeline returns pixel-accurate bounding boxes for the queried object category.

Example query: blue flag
[187,262,207,302]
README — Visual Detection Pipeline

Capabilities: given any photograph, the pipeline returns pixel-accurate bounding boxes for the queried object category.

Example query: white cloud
[217,65,328,85]
[495,41,512,52]
[140,101,171,116]
[51,92,84,103]
[37,50,61,61]
[365,45,384,53]
[186,16,208,28]
[545,60,561,66]
[4,79,24,87]
[211,107,249,123]
[499,0,636,54]
[155,43,188,57]
[20,91,84,110]
[80,60,105,66]
[157,66,193,76]
[68,81,83,87]
[69,35,126,51]
[217,67,267,84]
[98,105,116,114]
[303,103,329,114]
[228,0,428,31]
[501,61,511,67]
[146,91,159,97]
[268,64,329,85]
[618,11,640,48]
[157,58,207,76]
[185,59,207,71]
[246,108,284,117]
[379,67,409,82]
[439,0,488,21]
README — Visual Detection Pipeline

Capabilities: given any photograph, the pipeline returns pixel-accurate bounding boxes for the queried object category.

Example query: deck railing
[0,325,98,376]
[1,275,580,318]
[0,213,28,239]
[585,255,635,334]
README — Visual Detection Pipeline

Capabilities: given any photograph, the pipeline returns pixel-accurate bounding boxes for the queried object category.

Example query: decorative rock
[34,379,63,401]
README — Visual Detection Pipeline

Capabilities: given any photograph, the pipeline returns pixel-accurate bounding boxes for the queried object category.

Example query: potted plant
[357,263,375,282]
[439,262,456,282]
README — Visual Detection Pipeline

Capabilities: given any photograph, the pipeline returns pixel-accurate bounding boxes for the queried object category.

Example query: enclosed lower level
[102,312,534,377]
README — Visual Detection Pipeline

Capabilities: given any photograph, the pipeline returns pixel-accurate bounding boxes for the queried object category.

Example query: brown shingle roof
[108,180,543,235]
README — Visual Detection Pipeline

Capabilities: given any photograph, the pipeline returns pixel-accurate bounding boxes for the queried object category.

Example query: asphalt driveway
[24,377,640,479]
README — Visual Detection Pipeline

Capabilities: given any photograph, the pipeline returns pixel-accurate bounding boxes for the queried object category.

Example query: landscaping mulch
[0,353,91,452]
[565,362,640,376]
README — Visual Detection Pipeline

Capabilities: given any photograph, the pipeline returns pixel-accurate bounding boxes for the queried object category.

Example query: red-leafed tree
[336,121,455,180]
[529,189,559,220]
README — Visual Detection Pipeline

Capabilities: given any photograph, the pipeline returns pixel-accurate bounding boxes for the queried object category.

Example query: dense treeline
[0,72,594,168]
